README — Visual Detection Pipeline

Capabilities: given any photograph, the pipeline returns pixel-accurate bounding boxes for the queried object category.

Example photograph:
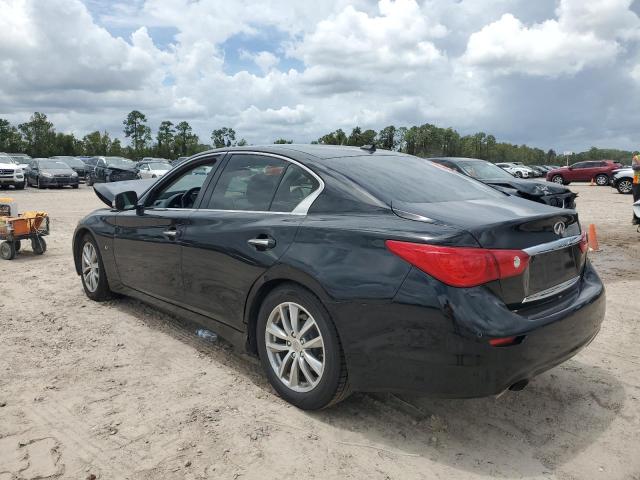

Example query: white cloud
[240,50,280,73]
[462,0,640,77]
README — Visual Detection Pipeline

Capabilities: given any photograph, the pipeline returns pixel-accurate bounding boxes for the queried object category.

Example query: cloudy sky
[1,0,639,151]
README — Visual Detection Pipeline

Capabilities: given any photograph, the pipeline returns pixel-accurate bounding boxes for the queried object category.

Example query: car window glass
[147,158,218,209]
[270,164,320,212]
[207,154,287,211]
[572,162,587,169]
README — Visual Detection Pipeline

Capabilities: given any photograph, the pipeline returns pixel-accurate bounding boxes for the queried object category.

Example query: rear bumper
[333,261,605,396]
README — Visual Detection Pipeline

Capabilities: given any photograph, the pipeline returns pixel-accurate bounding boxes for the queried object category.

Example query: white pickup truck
[0,154,26,190]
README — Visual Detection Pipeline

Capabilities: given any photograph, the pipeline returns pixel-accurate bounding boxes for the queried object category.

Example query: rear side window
[271,164,319,212]
[323,155,503,204]
[207,154,287,211]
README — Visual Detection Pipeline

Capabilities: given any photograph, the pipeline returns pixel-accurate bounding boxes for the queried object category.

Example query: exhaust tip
[509,379,529,391]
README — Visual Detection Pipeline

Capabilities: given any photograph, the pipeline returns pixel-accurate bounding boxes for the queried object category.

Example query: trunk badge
[553,222,566,235]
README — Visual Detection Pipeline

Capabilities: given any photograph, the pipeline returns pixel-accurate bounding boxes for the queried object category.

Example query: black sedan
[72,145,605,409]
[52,156,88,181]
[85,156,138,186]
[430,157,577,209]
[26,158,79,189]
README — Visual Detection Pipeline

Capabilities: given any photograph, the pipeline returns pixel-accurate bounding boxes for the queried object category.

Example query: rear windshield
[324,155,504,204]
[55,157,84,167]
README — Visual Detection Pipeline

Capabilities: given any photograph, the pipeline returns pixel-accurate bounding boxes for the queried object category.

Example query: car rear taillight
[385,240,530,288]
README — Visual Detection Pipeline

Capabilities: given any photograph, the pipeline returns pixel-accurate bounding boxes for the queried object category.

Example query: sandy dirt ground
[0,183,639,480]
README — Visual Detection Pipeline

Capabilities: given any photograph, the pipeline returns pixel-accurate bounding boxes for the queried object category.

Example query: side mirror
[113,191,138,211]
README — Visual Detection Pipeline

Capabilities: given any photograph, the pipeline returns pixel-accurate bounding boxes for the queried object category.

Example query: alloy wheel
[595,175,608,186]
[552,175,564,184]
[81,242,100,293]
[618,179,633,194]
[265,302,325,392]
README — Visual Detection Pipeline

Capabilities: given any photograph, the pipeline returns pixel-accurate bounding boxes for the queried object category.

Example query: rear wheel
[257,284,349,410]
[86,174,94,186]
[551,175,565,184]
[617,178,633,194]
[80,234,112,301]
[31,237,46,255]
[595,174,609,186]
[0,241,16,260]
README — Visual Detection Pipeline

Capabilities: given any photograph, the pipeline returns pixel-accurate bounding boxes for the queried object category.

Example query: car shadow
[109,297,624,477]
[308,360,625,477]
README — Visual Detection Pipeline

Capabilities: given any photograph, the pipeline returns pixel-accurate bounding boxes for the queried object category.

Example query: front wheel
[595,174,609,186]
[514,171,523,178]
[551,175,565,184]
[0,241,16,260]
[257,284,349,410]
[86,175,94,187]
[617,179,633,194]
[79,234,112,301]
[15,182,25,190]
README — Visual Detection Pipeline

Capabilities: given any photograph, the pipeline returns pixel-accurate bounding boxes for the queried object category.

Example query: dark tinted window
[571,162,588,169]
[271,164,319,212]
[323,155,503,204]
[207,154,287,211]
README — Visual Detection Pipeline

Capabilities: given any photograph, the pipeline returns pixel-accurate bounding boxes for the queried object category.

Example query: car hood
[481,178,572,197]
[105,165,136,172]
[0,162,18,170]
[94,178,157,207]
[43,168,76,175]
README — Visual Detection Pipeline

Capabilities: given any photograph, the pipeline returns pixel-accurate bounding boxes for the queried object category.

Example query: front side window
[207,154,288,211]
[147,158,218,209]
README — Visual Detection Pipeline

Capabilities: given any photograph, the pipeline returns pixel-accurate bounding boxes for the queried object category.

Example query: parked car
[52,156,88,181]
[610,167,634,194]
[495,162,533,178]
[5,153,31,170]
[72,145,605,410]
[0,154,26,190]
[546,160,622,185]
[135,160,172,179]
[26,158,79,189]
[172,156,190,166]
[85,156,137,186]
[429,157,577,209]
[528,166,547,177]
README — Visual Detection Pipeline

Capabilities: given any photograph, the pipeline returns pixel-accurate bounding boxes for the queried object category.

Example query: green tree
[18,112,55,157]
[274,138,293,144]
[83,131,112,155]
[317,128,347,145]
[108,139,123,156]
[174,121,200,156]
[53,132,82,156]
[211,127,236,148]
[0,119,24,152]
[237,138,248,146]
[122,110,151,155]
[377,125,398,150]
[156,121,175,158]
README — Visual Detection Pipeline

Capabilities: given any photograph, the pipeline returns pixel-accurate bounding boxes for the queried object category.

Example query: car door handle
[248,237,276,250]
[163,229,178,239]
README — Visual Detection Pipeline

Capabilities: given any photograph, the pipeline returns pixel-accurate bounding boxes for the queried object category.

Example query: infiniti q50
[72,145,605,410]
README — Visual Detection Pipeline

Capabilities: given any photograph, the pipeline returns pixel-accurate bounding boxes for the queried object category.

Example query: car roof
[429,157,486,163]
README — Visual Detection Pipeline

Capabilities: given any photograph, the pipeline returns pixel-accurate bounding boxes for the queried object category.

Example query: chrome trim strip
[523,234,582,256]
[522,276,580,303]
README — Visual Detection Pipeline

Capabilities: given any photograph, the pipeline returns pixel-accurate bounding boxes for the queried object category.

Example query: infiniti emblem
[553,222,566,235]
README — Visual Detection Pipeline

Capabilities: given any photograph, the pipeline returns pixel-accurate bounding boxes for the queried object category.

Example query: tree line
[0,111,634,165]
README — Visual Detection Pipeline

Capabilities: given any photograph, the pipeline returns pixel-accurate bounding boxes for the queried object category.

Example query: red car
[546,160,622,185]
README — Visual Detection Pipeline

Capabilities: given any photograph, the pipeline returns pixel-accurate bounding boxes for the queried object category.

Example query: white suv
[0,154,26,190]
[495,162,533,178]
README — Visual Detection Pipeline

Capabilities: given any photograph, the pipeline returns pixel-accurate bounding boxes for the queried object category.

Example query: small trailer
[0,212,50,260]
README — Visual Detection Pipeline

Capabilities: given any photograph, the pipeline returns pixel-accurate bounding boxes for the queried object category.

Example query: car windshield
[40,160,70,169]
[105,157,133,168]
[149,162,172,171]
[55,157,84,167]
[324,155,503,204]
[458,161,515,180]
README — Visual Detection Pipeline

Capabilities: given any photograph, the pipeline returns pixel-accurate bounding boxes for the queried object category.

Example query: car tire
[0,241,16,260]
[617,178,633,194]
[551,175,565,184]
[15,182,25,190]
[256,284,350,410]
[514,171,523,178]
[15,240,21,252]
[595,174,609,186]
[31,237,46,255]
[37,177,45,189]
[79,234,113,301]
[72,184,79,189]
[86,175,94,187]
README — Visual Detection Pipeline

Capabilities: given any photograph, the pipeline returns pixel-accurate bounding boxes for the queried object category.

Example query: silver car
[611,168,633,194]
